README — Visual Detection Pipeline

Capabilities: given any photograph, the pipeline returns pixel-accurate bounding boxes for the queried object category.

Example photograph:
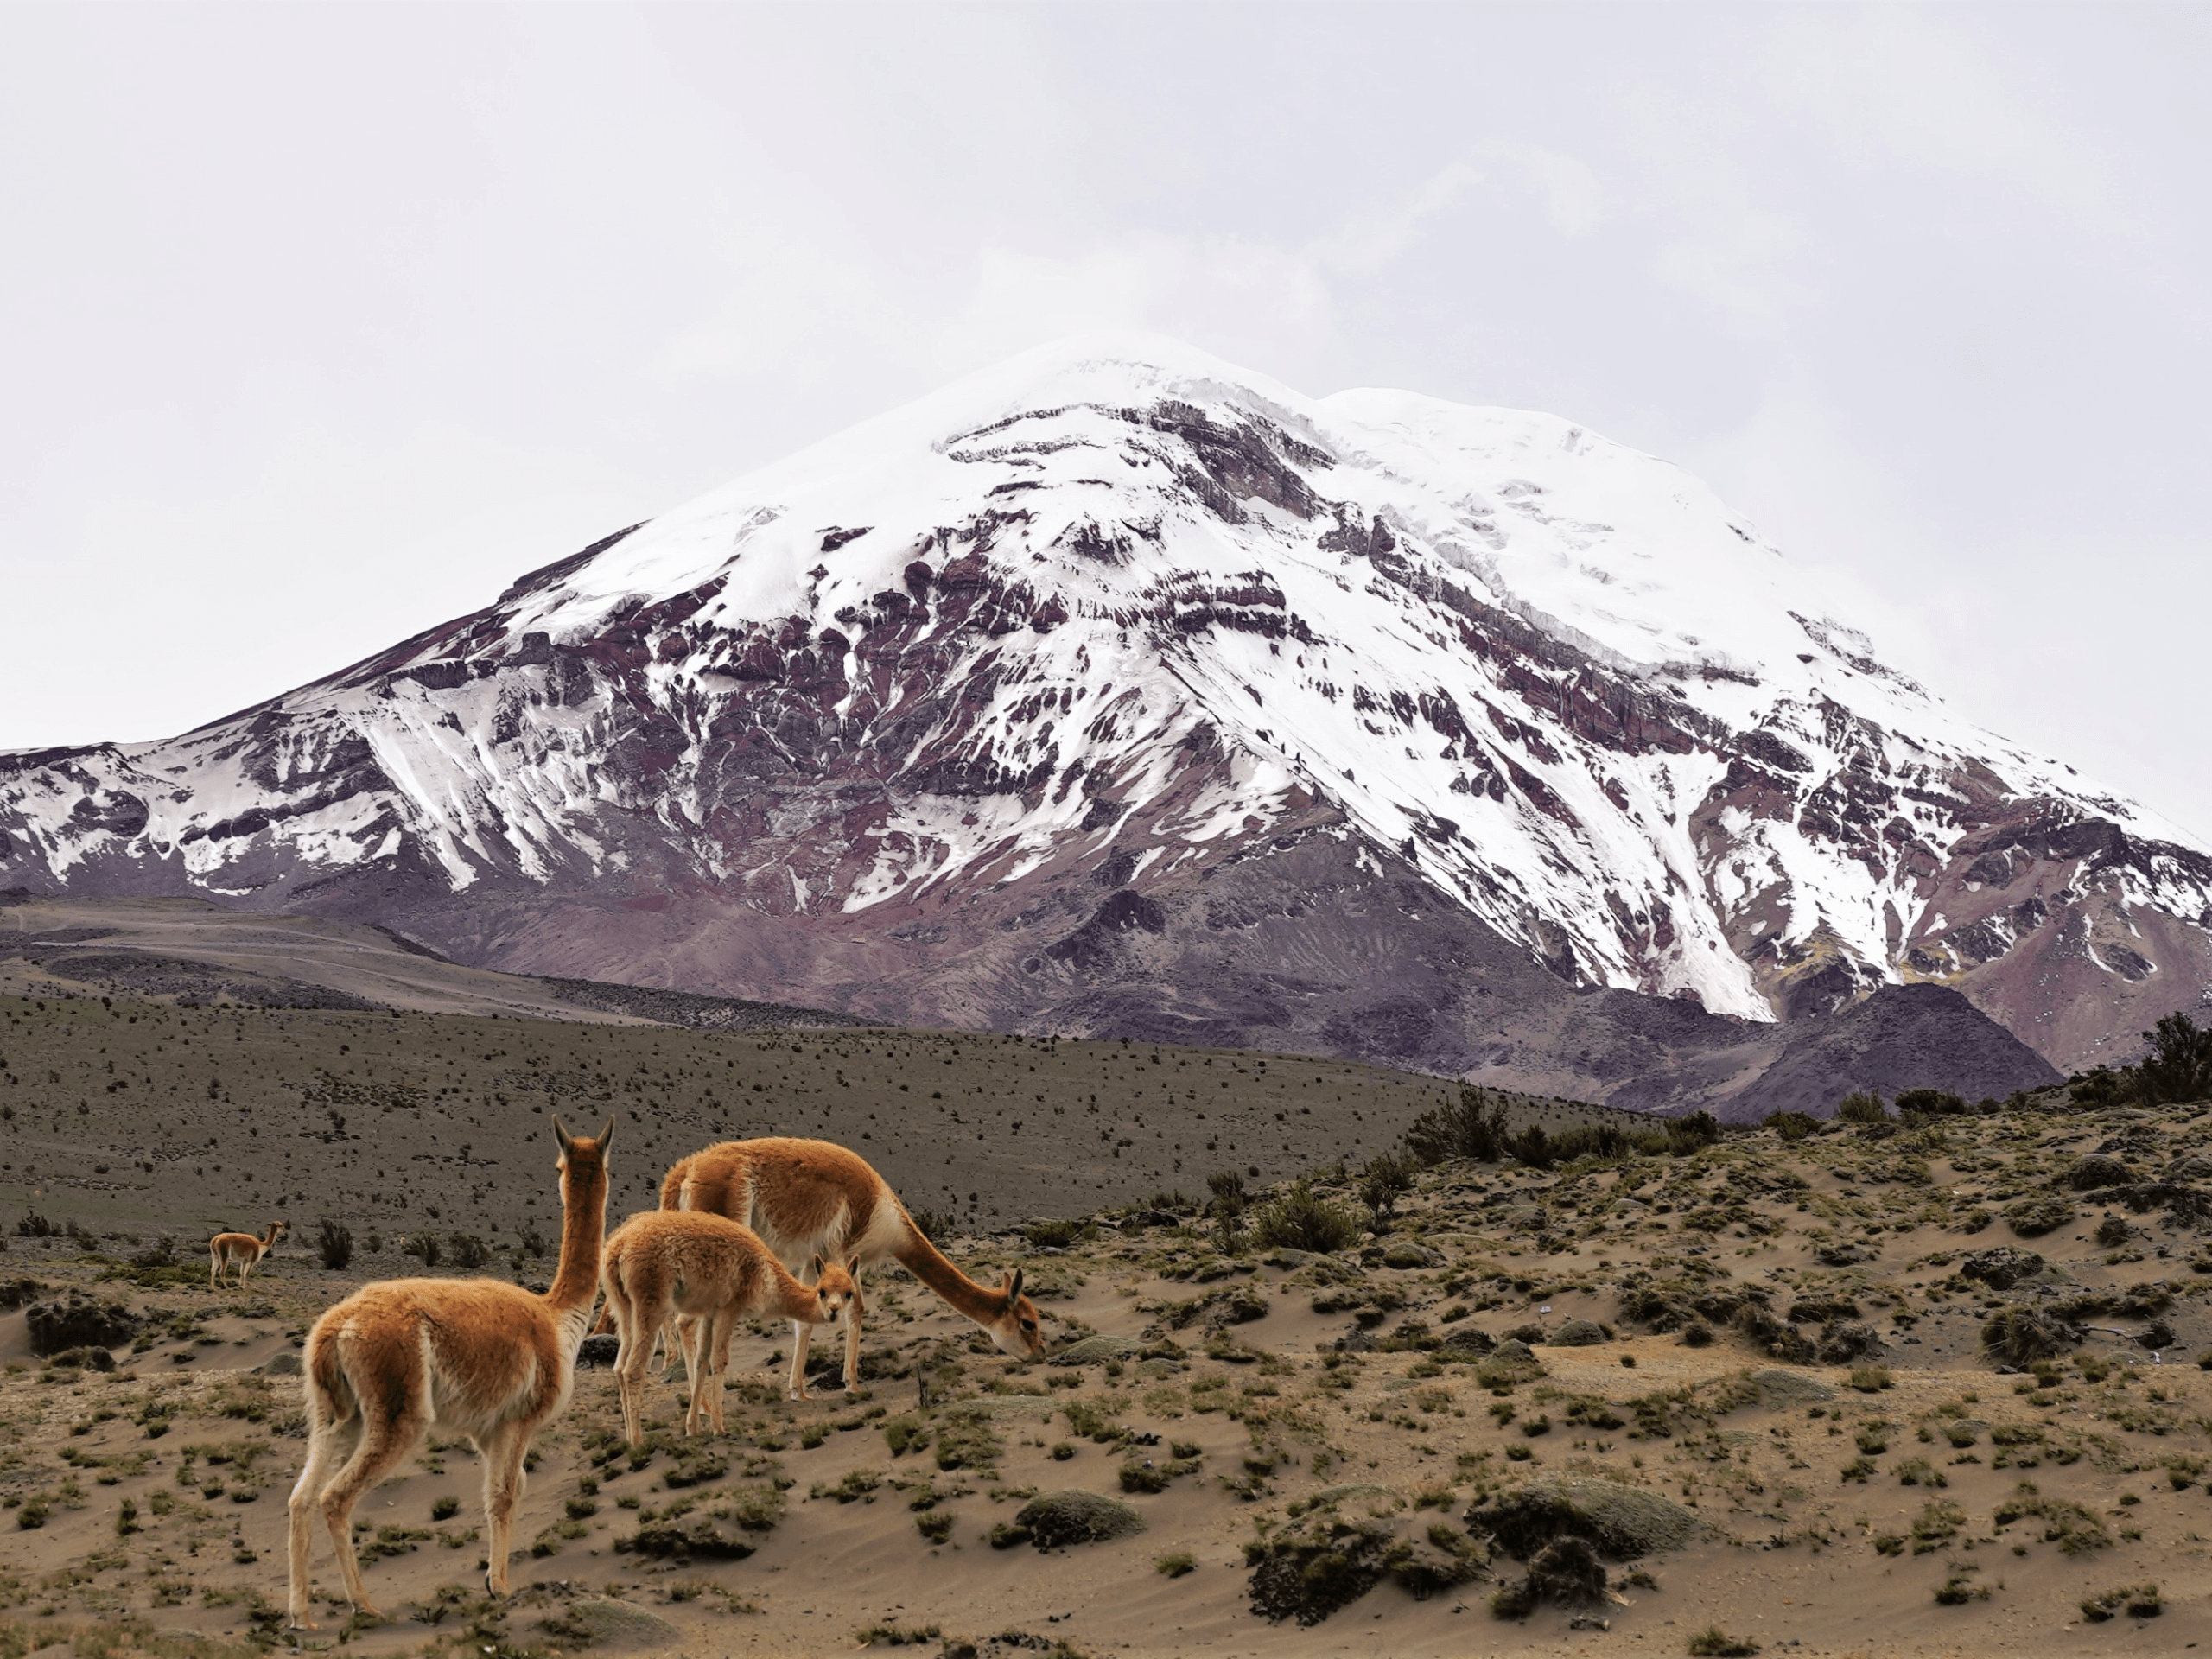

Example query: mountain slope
[2,336,2202,1101]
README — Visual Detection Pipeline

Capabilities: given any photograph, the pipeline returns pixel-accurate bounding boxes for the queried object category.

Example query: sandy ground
[1,992,2209,1656]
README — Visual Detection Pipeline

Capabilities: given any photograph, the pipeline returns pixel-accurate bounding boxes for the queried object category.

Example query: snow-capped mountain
[4,337,2204,1103]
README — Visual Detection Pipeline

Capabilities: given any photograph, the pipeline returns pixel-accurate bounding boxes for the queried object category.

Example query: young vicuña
[600,1209,858,1443]
[284,1118,613,1628]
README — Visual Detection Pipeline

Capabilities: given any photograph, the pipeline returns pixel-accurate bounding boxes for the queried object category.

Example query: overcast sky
[3,3,2208,836]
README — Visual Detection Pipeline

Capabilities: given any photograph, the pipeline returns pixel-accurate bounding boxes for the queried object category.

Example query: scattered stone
[2063,1154,2134,1191]
[1747,1368,1835,1407]
[1010,1491,1146,1550]
[256,1351,303,1376]
[543,1597,683,1648]
[1435,1326,1497,1359]
[1052,1333,1142,1366]
[1787,1295,1861,1324]
[1491,1536,1610,1618]
[1466,1478,1700,1561]
[2004,1196,2075,1238]
[1733,1303,1815,1363]
[1247,1507,1484,1625]
[1815,1320,1884,1364]
[1961,1247,2044,1290]
[42,1345,114,1373]
[2164,1154,2212,1184]
[1815,1243,1872,1267]
[1549,1319,1609,1347]
[24,1291,139,1357]
[575,1333,620,1368]
[1381,1242,1444,1269]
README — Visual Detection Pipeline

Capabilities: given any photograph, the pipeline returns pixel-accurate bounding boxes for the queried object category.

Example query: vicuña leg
[842,1277,863,1390]
[785,1317,814,1401]
[613,1312,654,1448]
[286,1415,356,1628]
[478,1421,530,1598]
[314,1382,426,1618]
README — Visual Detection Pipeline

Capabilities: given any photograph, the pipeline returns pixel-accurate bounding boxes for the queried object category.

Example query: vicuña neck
[772,1269,821,1324]
[893,1217,1005,1326]
[544,1167,608,1312]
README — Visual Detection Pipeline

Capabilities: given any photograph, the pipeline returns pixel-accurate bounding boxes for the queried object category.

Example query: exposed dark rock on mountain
[3,337,2203,1106]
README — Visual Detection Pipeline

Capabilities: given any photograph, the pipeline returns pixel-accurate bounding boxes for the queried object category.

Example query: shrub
[1404,1086,1511,1164]
[1667,1111,1722,1153]
[1935,1568,1989,1605]
[1993,1492,2110,1554]
[448,1235,491,1270]
[1155,1548,1195,1578]
[404,1236,442,1269]
[315,1220,353,1273]
[1837,1091,1889,1124]
[908,1210,950,1243]
[1895,1089,1969,1118]
[1025,1218,1078,1249]
[1686,1628,1760,1656]
[1359,1152,1418,1228]
[1761,1111,1818,1143]
[1847,1365,1893,1393]
[2082,1583,2163,1621]
[2136,1013,2212,1105]
[1249,1183,1362,1254]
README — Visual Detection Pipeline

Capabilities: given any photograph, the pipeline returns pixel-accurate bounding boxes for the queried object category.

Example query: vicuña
[284,1117,613,1628]
[601,1209,858,1443]
[662,1136,1044,1397]
[207,1220,286,1290]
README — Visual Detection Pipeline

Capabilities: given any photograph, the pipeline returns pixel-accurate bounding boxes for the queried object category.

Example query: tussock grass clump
[1994,1490,2111,1554]
[1686,1628,1761,1656]
[2081,1583,2163,1621]
[1981,1306,2080,1368]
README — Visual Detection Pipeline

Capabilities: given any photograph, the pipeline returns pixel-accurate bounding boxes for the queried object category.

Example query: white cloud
[3,425,652,747]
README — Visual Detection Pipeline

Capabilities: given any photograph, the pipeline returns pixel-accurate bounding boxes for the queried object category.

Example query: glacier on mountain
[4,334,2208,1087]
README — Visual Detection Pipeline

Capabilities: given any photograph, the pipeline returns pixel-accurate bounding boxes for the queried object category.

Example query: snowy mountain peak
[5,338,2208,1097]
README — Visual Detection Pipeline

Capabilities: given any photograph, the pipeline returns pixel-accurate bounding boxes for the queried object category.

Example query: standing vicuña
[601,1210,858,1444]
[661,1137,1043,1399]
[285,1119,613,1629]
[209,1220,287,1289]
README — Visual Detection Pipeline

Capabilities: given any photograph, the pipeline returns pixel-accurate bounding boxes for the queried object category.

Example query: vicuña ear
[809,1254,825,1277]
[1006,1267,1025,1305]
[596,1116,617,1153]
[553,1118,575,1154]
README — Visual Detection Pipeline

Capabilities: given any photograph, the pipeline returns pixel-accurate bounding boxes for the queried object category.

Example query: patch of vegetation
[2081,1583,2163,1622]
[1249,1181,1363,1254]
[1993,1490,2111,1554]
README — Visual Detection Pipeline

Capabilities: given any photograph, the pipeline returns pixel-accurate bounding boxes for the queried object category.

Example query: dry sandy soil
[1,986,2209,1658]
